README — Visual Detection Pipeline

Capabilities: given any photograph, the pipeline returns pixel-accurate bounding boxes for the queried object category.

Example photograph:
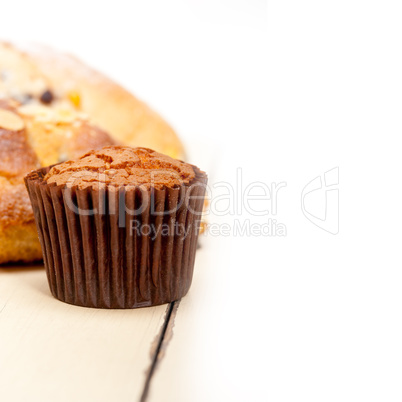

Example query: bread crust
[0,100,115,264]
[0,224,43,264]
[0,41,185,159]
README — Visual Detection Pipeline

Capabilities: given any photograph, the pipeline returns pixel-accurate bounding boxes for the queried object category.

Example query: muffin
[24,146,207,309]
[0,99,115,264]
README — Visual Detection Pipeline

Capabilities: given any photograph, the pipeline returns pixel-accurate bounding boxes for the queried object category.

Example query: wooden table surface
[0,263,168,401]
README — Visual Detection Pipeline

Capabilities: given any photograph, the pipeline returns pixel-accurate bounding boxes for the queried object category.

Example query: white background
[2,1,402,401]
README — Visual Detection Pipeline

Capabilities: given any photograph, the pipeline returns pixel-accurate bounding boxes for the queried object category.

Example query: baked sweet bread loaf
[0,41,184,159]
[0,41,186,264]
[0,99,115,264]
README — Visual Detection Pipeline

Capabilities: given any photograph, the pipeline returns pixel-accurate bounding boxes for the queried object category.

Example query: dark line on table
[140,301,176,402]
[0,303,7,315]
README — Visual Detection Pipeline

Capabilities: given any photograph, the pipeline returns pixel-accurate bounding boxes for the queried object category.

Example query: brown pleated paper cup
[24,166,207,309]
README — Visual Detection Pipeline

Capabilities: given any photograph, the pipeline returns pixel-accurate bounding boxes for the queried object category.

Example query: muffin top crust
[44,146,195,190]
